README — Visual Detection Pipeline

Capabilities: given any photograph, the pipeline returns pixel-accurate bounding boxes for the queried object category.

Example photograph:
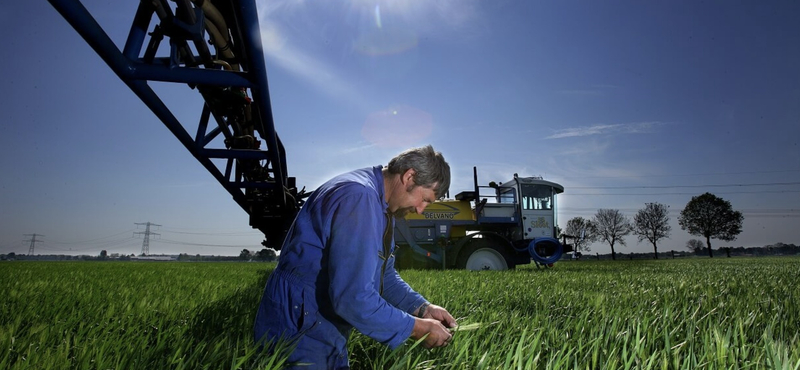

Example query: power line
[159,228,261,236]
[557,169,800,180]
[562,207,800,212]
[36,239,141,253]
[158,238,257,248]
[5,228,263,255]
[567,181,800,190]
[47,229,137,245]
[566,190,800,196]
[560,207,800,218]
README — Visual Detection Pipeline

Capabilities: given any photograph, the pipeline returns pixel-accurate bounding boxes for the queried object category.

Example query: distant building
[131,255,176,261]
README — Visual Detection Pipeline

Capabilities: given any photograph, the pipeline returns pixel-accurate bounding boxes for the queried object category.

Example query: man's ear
[402,168,416,186]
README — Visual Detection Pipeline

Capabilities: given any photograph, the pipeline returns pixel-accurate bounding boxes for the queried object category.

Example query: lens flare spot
[353,20,418,56]
[375,4,382,28]
[362,105,433,148]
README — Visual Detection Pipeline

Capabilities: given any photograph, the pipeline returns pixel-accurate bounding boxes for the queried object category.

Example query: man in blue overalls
[254,145,457,369]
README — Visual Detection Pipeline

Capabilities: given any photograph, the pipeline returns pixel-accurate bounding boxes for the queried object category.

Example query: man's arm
[379,255,426,312]
[381,261,457,325]
[325,190,416,349]
[381,256,457,348]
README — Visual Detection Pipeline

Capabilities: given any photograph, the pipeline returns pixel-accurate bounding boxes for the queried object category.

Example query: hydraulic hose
[527,237,563,265]
[192,0,239,70]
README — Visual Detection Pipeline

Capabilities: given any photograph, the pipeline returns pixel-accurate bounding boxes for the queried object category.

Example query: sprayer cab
[484,174,564,240]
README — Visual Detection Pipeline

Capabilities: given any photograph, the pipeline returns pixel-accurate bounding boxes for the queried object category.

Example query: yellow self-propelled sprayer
[395,167,572,270]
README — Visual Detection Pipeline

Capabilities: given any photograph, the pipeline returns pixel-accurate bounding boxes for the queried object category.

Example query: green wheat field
[2,258,799,369]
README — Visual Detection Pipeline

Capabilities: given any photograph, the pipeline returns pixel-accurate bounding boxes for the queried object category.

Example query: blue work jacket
[254,166,427,368]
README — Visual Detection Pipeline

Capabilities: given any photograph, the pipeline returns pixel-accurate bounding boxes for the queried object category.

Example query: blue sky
[1,0,798,257]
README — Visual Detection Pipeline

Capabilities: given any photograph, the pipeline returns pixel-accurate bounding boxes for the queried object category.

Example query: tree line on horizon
[0,249,280,262]
[564,192,745,260]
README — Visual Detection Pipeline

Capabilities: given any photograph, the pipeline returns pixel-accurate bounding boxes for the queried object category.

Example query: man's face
[390,181,438,218]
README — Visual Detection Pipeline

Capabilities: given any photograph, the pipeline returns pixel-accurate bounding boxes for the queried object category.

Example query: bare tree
[593,209,632,260]
[678,193,743,258]
[633,203,671,259]
[565,217,598,254]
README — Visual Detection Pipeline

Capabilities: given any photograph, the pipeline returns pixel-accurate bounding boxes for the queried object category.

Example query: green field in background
[2,258,798,369]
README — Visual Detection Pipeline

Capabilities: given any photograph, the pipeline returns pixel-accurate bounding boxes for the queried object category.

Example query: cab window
[521,184,552,210]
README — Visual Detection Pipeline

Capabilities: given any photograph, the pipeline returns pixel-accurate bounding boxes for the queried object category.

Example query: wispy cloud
[255,0,480,109]
[557,84,620,97]
[256,21,366,108]
[546,122,666,139]
[557,89,605,96]
[339,143,376,154]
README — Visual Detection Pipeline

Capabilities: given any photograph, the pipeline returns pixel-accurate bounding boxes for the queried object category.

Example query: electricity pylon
[23,234,44,255]
[134,222,161,255]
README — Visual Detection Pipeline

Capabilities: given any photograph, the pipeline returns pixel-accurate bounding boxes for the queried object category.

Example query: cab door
[519,183,556,239]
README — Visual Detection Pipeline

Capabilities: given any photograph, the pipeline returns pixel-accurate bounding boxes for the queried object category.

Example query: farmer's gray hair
[387,145,450,199]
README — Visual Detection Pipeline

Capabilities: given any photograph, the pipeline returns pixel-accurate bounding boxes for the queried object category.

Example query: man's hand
[421,304,457,329]
[410,317,452,348]
[409,304,458,348]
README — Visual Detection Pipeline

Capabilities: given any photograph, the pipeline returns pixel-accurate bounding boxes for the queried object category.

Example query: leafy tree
[257,248,277,261]
[633,203,671,259]
[686,239,704,254]
[593,209,633,260]
[239,249,251,260]
[678,192,743,258]
[99,250,108,259]
[565,217,598,253]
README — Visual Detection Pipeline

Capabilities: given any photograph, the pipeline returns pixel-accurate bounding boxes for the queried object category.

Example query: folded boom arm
[48,0,307,249]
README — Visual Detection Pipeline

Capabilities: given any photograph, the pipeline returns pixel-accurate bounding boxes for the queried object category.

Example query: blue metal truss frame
[47,0,303,247]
